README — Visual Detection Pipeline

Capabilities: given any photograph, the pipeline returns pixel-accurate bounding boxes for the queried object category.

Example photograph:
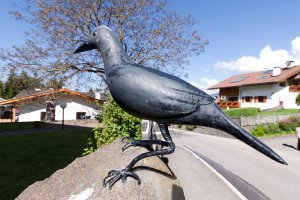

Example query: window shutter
[254,96,258,103]
[263,96,267,103]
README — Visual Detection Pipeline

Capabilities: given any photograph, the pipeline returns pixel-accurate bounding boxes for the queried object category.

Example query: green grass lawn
[0,128,93,200]
[0,122,46,132]
[258,108,300,116]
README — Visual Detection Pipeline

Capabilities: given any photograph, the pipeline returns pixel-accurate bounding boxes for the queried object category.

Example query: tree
[3,70,44,99]
[0,0,208,85]
[0,80,4,98]
[45,79,64,89]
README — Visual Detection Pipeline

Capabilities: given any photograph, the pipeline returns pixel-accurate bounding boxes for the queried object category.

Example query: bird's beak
[73,41,96,54]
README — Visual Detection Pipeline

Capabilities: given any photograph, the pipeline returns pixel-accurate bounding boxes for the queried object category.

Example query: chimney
[272,66,281,77]
[94,92,101,100]
[285,60,295,68]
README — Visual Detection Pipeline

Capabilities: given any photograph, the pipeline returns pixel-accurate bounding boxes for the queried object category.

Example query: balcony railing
[289,85,300,92]
[217,101,240,109]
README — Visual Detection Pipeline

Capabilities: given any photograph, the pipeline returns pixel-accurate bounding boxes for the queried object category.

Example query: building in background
[209,64,300,110]
[0,88,104,122]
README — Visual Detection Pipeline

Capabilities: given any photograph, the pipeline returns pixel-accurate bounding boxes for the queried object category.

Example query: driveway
[166,129,300,200]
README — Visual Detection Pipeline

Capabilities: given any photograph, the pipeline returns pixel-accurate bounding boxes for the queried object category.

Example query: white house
[0,88,103,122]
[208,64,300,110]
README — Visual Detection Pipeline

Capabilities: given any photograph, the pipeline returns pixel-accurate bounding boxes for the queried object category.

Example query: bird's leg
[147,120,155,140]
[121,139,169,152]
[122,120,163,151]
[103,123,175,189]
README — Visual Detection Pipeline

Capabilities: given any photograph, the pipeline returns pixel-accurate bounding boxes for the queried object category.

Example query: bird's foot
[103,168,141,189]
[121,137,135,151]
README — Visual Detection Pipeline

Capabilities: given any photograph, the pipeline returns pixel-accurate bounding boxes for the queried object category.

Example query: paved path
[167,129,300,200]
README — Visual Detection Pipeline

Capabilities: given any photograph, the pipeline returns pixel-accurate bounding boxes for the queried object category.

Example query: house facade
[0,88,103,122]
[209,65,300,110]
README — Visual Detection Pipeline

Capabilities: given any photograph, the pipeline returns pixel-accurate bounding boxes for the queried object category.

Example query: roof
[209,65,300,89]
[0,97,5,102]
[14,89,55,98]
[0,88,102,105]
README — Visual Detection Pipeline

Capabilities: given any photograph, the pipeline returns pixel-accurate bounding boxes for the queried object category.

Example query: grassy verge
[225,108,300,117]
[0,128,93,200]
[257,132,295,138]
[258,109,300,116]
[0,122,46,132]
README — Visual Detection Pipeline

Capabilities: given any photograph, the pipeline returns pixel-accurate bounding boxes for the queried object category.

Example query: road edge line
[178,145,247,200]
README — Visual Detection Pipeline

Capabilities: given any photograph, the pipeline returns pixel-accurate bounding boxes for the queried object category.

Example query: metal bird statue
[74,26,287,189]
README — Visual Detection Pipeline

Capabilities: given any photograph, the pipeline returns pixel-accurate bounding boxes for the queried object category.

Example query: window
[261,70,272,75]
[257,76,269,80]
[254,96,267,103]
[228,96,238,101]
[76,112,86,119]
[242,96,253,103]
[279,82,286,87]
[40,112,46,121]
[258,96,267,103]
[230,76,248,83]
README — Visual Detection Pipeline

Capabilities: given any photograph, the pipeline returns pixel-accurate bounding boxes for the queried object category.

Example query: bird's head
[73,26,114,54]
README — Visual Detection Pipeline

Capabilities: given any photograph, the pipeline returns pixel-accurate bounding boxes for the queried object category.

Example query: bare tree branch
[0,0,208,85]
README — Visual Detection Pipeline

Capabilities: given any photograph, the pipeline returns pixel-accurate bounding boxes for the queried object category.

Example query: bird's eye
[93,31,97,36]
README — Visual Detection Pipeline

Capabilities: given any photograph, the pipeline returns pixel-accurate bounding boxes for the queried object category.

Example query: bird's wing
[107,64,214,119]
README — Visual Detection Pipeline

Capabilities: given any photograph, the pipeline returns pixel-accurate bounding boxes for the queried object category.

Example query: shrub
[266,123,281,135]
[251,125,267,137]
[224,107,260,117]
[83,96,141,155]
[186,125,197,131]
[296,93,300,105]
[250,116,300,137]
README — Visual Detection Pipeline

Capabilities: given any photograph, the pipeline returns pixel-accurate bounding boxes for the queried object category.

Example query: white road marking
[179,145,248,200]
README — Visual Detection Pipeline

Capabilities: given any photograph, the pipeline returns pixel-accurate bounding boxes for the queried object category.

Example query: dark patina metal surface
[74,26,287,189]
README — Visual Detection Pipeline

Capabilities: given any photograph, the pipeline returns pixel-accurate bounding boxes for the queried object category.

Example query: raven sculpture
[74,26,287,189]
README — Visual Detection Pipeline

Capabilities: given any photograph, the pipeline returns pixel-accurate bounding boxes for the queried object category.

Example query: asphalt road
[166,129,300,200]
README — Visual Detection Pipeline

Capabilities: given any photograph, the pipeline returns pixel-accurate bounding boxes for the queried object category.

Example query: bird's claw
[121,136,132,143]
[121,137,135,152]
[122,142,134,152]
[103,168,141,189]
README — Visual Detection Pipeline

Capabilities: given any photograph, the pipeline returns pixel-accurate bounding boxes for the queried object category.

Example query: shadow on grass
[0,127,93,200]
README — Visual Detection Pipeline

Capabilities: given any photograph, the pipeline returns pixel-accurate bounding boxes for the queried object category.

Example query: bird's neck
[99,37,134,73]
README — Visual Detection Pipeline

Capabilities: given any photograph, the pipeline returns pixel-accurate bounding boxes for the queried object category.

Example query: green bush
[250,116,300,137]
[224,107,260,117]
[185,125,197,131]
[83,96,141,155]
[296,93,300,105]
[250,124,268,137]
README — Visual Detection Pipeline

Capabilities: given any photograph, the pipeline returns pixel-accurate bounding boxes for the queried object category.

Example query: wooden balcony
[289,84,300,92]
[217,101,240,109]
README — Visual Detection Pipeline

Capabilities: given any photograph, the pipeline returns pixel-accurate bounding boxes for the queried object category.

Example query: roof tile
[209,65,300,89]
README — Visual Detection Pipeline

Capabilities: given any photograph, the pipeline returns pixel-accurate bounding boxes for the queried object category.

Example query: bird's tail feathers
[219,115,287,165]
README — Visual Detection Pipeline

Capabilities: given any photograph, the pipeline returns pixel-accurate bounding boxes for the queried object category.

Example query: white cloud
[189,78,219,94]
[215,37,300,72]
[291,37,300,57]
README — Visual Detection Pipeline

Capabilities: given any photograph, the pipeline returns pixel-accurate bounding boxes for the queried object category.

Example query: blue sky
[1,0,300,93]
